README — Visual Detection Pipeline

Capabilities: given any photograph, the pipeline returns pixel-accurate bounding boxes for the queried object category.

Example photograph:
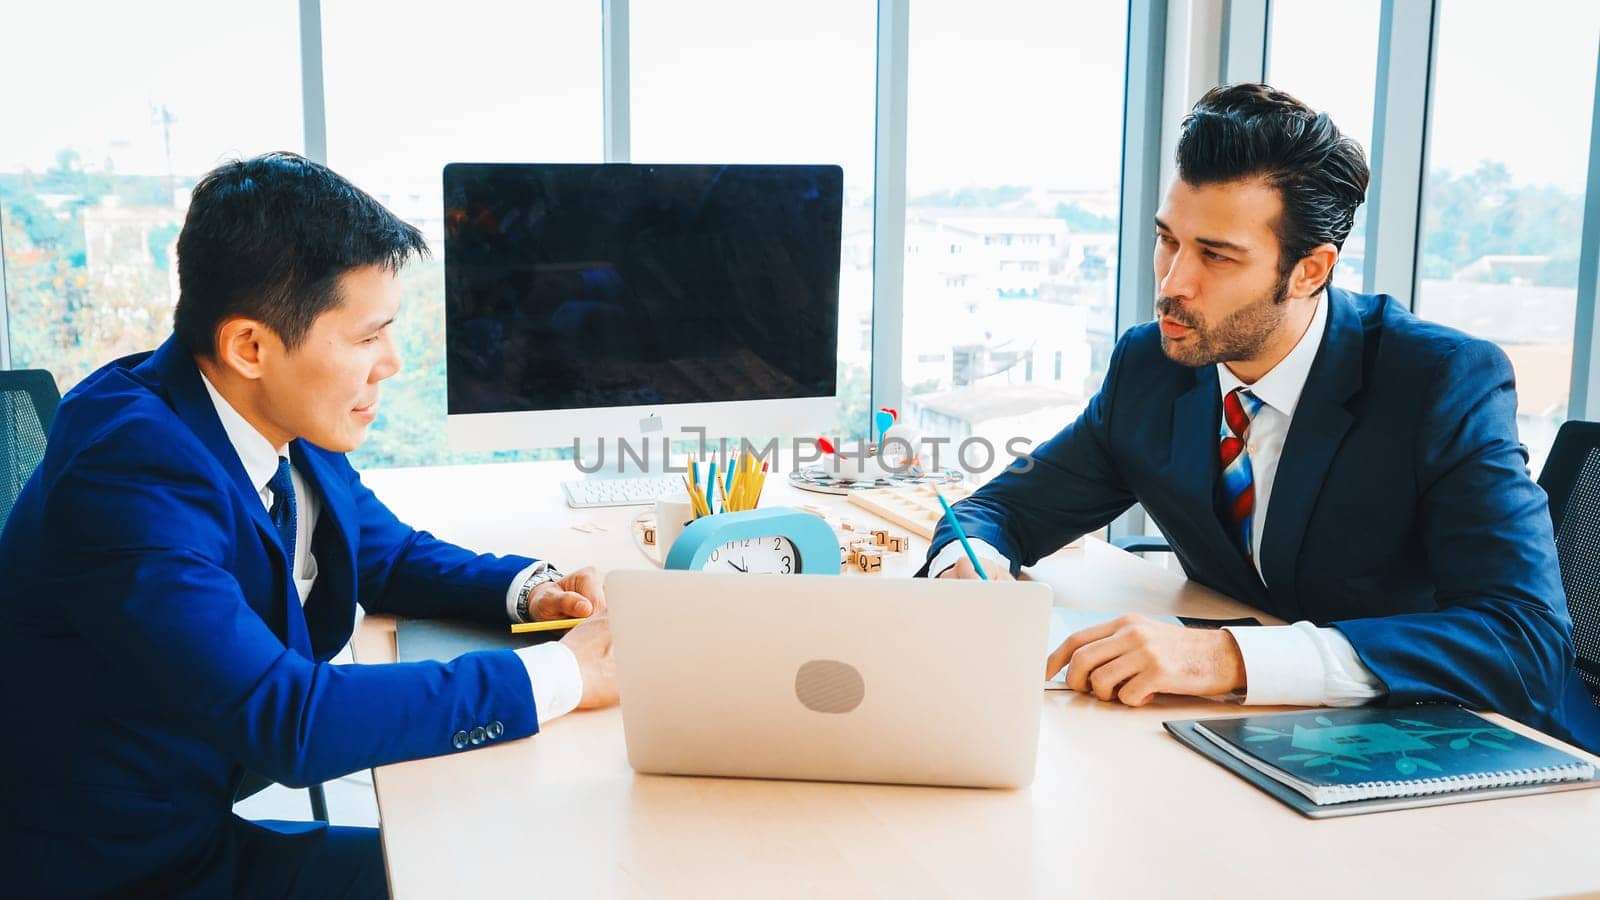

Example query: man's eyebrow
[1154,218,1251,254]
[1195,236,1251,254]
[359,316,396,334]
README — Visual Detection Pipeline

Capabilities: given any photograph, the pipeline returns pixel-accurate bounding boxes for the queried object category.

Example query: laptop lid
[608,569,1052,789]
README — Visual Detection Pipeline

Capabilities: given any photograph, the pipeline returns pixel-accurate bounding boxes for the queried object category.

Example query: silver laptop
[607,569,1052,789]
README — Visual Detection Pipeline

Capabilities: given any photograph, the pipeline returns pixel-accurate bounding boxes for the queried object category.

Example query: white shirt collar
[1216,291,1329,419]
[199,370,289,498]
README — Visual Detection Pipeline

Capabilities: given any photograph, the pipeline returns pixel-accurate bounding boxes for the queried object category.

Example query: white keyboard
[561,475,687,508]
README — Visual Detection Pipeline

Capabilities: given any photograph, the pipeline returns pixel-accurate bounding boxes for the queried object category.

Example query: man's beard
[1156,271,1292,368]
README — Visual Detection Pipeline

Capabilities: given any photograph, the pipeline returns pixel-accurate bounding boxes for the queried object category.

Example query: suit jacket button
[469,726,487,745]
[452,730,470,750]
[486,720,504,740]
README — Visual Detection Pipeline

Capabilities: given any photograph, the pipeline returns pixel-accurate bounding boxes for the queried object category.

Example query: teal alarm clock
[662,507,841,575]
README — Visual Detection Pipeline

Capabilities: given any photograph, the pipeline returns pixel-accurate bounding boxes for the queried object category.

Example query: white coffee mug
[653,494,696,564]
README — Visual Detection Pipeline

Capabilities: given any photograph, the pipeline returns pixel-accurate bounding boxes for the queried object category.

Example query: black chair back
[1539,420,1600,708]
[1,369,60,526]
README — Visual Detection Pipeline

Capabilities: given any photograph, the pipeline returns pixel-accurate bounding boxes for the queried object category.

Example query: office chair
[1538,420,1600,711]
[1111,533,1171,554]
[1,369,60,527]
[235,771,330,823]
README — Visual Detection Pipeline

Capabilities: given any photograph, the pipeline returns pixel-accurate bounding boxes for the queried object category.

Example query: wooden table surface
[352,461,1600,899]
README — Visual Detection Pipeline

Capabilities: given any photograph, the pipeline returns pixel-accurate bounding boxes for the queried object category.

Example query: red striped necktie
[1218,387,1264,558]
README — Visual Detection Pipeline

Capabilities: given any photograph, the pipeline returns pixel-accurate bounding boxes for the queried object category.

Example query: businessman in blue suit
[0,153,619,898]
[929,84,1600,754]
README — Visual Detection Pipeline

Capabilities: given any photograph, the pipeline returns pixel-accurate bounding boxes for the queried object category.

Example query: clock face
[703,535,799,574]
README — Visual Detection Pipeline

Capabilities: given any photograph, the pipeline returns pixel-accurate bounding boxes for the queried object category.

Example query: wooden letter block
[886,535,908,553]
[870,529,889,546]
[856,550,884,573]
[643,527,657,546]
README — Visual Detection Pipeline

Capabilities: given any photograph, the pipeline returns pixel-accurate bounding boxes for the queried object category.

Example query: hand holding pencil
[510,564,608,631]
[932,490,1014,581]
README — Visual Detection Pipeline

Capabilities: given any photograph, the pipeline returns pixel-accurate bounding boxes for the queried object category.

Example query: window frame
[10,1,1599,449]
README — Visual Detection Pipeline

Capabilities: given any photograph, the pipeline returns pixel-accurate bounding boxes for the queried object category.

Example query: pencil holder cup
[654,494,695,564]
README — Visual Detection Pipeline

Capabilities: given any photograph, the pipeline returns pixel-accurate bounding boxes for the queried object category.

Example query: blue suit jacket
[926,287,1600,753]
[0,338,543,897]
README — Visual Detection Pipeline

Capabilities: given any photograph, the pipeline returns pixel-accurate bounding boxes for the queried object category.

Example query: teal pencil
[706,461,718,515]
[689,460,703,518]
[935,490,988,581]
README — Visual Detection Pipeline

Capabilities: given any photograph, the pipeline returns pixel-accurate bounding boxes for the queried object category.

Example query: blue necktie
[267,456,297,577]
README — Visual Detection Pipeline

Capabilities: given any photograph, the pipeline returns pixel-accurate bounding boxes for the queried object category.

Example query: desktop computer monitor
[442,162,843,455]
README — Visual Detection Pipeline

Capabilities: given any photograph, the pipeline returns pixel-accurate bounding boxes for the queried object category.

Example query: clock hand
[728,558,748,573]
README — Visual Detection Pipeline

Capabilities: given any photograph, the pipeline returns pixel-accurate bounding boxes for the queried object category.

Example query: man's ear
[1290,244,1339,299]
[214,318,272,380]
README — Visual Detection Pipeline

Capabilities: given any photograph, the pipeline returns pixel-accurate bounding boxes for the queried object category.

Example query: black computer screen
[443,163,843,416]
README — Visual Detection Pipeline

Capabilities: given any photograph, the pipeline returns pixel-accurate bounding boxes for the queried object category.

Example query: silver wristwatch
[514,563,564,623]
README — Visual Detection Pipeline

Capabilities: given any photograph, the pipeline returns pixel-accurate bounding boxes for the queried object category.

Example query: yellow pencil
[751,466,767,508]
[683,474,707,518]
[510,617,588,634]
[686,462,711,518]
[740,458,758,507]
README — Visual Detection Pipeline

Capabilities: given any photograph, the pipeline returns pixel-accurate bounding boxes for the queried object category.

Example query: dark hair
[173,152,427,356]
[1175,83,1369,293]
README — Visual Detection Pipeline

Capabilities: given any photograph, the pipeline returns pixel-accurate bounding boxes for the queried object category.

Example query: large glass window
[322,0,602,468]
[900,2,1128,463]
[1266,0,1380,292]
[1416,0,1600,471]
[630,0,877,439]
[0,1,302,392]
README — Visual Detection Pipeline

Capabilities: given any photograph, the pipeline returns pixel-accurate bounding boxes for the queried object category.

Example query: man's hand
[559,614,618,709]
[934,556,1014,581]
[529,565,608,620]
[1046,614,1246,705]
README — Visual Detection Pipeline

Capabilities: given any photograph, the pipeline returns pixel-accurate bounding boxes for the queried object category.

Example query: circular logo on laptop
[794,659,865,714]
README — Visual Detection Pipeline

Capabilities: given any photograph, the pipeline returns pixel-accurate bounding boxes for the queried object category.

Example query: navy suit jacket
[926,287,1600,753]
[0,338,543,897]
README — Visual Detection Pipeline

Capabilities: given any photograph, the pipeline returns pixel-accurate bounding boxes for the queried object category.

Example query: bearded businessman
[0,153,619,898]
[927,83,1600,755]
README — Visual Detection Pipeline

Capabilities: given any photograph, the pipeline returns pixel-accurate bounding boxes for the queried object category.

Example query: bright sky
[1,1,1596,196]
[1270,0,1600,193]
[2,0,304,178]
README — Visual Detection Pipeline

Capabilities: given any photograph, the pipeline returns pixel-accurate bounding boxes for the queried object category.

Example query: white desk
[354,461,1600,898]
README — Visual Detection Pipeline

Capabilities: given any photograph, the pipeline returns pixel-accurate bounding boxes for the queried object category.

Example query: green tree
[910,185,1029,208]
[1421,161,1585,287]
[1053,203,1116,232]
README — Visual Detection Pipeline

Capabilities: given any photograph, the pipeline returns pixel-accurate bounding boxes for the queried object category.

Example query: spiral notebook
[1167,705,1599,818]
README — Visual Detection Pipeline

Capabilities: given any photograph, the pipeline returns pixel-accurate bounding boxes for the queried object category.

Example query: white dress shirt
[200,374,582,723]
[931,295,1385,707]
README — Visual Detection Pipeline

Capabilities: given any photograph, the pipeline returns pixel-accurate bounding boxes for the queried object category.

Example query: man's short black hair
[173,152,427,356]
[1175,83,1370,293]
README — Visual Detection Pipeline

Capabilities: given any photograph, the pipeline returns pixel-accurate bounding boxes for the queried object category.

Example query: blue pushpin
[874,409,895,440]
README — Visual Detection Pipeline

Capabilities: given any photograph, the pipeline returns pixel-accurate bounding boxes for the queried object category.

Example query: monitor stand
[571,413,672,480]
